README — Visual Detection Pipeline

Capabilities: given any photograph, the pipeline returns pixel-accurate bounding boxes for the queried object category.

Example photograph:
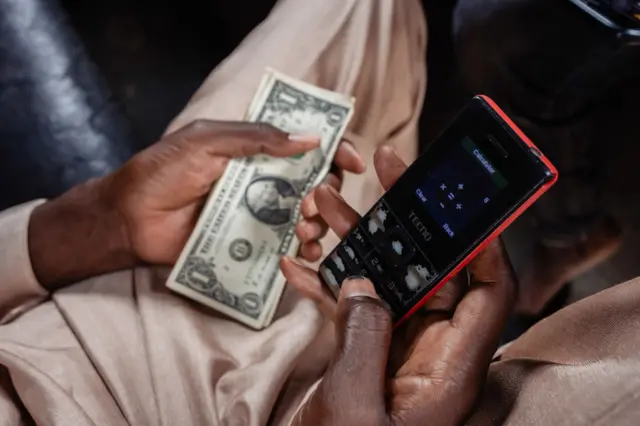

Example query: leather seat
[0,0,278,209]
[0,0,137,209]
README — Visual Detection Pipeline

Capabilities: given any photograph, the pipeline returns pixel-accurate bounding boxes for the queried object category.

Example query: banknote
[166,69,355,328]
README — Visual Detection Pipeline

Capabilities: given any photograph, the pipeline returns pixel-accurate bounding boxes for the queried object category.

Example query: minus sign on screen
[440,203,445,209]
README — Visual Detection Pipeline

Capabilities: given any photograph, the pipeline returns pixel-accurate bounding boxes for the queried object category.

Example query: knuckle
[336,300,392,361]
[294,223,307,240]
[325,172,342,187]
[244,123,277,155]
[255,122,278,135]
[254,123,286,143]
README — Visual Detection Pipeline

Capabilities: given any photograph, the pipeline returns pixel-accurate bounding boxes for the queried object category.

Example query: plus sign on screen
[415,137,508,238]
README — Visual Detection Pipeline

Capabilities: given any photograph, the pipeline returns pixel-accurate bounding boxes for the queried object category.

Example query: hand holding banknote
[104,120,364,267]
[166,71,357,328]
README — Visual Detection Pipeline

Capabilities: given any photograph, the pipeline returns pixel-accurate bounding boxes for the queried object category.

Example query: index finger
[177,120,321,158]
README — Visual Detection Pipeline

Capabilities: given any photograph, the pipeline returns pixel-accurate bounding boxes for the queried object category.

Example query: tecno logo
[408,211,432,242]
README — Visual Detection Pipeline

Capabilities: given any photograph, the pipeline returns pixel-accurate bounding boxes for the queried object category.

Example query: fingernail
[323,182,341,197]
[289,134,321,143]
[341,277,379,299]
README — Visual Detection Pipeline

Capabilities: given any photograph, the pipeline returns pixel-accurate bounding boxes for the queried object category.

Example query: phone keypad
[319,199,441,319]
[377,226,416,268]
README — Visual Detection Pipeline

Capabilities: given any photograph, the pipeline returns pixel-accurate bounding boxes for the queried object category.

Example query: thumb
[323,278,392,418]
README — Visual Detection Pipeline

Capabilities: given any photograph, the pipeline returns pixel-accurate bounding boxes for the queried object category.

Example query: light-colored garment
[0,1,426,425]
[471,276,640,426]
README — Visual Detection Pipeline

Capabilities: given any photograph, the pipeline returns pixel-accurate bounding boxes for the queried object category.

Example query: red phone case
[394,95,558,328]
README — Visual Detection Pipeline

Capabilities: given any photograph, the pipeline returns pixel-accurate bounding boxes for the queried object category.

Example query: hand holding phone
[289,269,515,426]
[283,150,517,426]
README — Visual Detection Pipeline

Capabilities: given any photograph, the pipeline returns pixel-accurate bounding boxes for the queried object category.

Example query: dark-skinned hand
[280,146,517,426]
[29,120,365,289]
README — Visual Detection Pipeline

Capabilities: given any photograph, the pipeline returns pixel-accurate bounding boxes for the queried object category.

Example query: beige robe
[0,1,426,425]
[2,1,640,425]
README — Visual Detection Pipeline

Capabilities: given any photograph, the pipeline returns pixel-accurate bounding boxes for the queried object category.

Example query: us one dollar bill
[166,69,355,329]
